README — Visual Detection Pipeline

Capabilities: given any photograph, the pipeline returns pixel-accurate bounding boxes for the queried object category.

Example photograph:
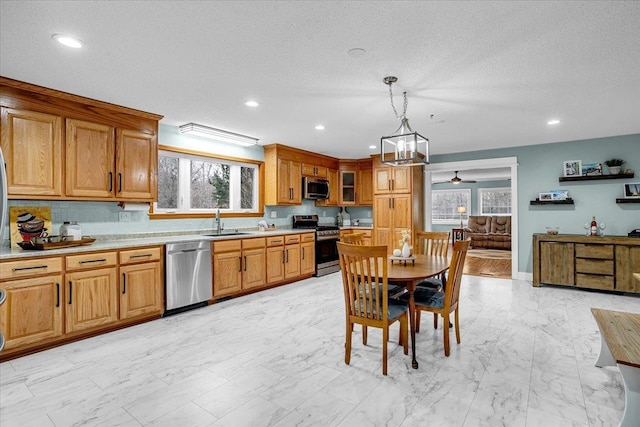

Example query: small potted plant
[605,158,625,175]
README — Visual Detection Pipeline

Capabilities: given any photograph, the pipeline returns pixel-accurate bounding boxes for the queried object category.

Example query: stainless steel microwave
[302,177,330,200]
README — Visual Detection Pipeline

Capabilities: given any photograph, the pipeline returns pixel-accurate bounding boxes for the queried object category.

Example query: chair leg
[382,326,389,376]
[401,315,408,355]
[455,309,461,344]
[416,310,421,333]
[362,325,368,345]
[443,314,450,357]
[345,321,352,365]
[433,312,438,329]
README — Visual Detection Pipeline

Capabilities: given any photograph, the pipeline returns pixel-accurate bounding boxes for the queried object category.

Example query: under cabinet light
[179,123,259,146]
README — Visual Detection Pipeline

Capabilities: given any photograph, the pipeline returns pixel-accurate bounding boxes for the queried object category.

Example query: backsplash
[3,200,372,241]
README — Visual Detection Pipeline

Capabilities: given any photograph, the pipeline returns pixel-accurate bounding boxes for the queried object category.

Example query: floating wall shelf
[558,173,634,182]
[530,198,575,205]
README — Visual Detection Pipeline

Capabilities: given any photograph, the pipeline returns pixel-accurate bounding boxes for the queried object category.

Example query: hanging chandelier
[380,76,429,167]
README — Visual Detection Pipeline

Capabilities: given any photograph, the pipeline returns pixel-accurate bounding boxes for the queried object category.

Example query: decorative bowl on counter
[546,227,559,235]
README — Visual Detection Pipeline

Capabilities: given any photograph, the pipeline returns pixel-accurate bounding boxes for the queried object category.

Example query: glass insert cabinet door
[340,171,355,204]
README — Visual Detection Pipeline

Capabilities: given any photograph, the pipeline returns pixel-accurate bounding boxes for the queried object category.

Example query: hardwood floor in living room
[463,248,512,279]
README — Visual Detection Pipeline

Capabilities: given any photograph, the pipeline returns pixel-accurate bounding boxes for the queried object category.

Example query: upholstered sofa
[464,216,511,250]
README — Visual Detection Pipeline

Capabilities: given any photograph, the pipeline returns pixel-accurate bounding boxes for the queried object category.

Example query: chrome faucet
[215,208,223,234]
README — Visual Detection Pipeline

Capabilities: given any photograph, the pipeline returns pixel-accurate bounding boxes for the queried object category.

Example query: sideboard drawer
[575,244,613,259]
[576,273,614,290]
[575,258,614,275]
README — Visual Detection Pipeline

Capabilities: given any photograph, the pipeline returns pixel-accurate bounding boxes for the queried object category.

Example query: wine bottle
[590,216,598,236]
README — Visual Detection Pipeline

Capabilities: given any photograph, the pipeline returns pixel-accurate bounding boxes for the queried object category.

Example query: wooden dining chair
[411,238,470,356]
[337,242,409,375]
[341,232,365,245]
[415,231,450,290]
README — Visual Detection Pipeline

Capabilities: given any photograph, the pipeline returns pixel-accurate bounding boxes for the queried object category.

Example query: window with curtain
[155,149,259,214]
[479,187,511,215]
[432,189,470,223]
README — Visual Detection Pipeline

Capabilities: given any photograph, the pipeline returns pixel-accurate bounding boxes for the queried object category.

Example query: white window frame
[478,187,511,216]
[431,188,471,224]
[155,149,259,214]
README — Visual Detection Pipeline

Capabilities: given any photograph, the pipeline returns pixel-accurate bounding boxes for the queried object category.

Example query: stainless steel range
[292,215,340,276]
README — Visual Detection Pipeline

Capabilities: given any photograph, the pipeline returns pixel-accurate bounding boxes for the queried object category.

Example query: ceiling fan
[449,171,476,184]
[434,171,477,184]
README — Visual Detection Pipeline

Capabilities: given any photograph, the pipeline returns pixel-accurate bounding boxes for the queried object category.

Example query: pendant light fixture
[380,76,429,167]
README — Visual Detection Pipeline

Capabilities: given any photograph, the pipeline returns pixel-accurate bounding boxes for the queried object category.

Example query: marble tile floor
[1,273,639,427]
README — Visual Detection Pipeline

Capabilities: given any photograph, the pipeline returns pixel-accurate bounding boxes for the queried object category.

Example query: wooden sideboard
[532,233,640,294]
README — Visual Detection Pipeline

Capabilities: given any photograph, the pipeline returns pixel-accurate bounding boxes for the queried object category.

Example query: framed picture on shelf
[582,162,603,176]
[538,192,553,201]
[623,182,640,198]
[550,190,569,200]
[563,160,582,177]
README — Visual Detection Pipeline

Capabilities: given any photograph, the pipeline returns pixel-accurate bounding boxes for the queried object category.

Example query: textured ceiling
[1,1,639,160]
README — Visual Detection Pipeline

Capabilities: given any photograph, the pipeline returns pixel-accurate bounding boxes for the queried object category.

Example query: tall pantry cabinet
[372,154,424,254]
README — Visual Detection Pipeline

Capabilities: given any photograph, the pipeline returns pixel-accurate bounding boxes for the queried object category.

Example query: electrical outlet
[322,211,326,217]
[367,211,371,218]
[270,211,277,218]
[119,212,131,222]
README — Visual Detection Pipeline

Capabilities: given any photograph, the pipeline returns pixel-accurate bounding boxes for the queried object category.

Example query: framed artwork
[582,162,603,176]
[550,190,569,200]
[538,192,553,201]
[9,206,52,249]
[623,182,640,198]
[563,160,582,177]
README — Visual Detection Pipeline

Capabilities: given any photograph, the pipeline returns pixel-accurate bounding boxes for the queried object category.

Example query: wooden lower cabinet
[242,238,266,290]
[0,274,64,351]
[0,246,164,360]
[533,234,640,294]
[284,235,301,279]
[65,267,119,333]
[120,263,162,320]
[266,236,286,284]
[301,234,315,276]
[213,240,243,297]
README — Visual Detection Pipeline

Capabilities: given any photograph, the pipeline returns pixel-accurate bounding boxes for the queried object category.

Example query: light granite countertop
[0,228,311,260]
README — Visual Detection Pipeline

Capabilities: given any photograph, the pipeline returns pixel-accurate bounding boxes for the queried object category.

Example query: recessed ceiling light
[315,124,325,130]
[347,48,366,58]
[52,34,83,49]
[547,119,561,125]
[369,145,377,150]
[244,100,259,107]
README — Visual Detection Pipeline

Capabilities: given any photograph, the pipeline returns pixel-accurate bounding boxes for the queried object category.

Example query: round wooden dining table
[379,254,450,369]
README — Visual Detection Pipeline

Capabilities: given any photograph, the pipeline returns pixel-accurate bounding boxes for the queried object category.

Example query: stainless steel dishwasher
[164,240,212,316]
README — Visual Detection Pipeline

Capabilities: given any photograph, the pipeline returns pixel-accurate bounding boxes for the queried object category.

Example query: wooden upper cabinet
[1,77,162,202]
[1,107,63,197]
[276,158,302,205]
[116,129,157,200]
[357,159,373,205]
[301,163,328,178]
[374,165,411,194]
[66,119,115,198]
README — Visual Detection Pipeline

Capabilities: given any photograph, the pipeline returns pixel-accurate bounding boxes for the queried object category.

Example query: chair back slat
[416,231,449,256]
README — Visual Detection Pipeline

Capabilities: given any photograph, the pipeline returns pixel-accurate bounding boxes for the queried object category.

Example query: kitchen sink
[202,231,249,237]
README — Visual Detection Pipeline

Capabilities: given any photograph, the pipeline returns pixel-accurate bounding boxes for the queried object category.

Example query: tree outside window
[432,189,470,223]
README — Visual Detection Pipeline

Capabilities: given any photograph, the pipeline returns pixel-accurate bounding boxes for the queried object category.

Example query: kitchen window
[431,189,470,224]
[479,187,511,215]
[154,148,262,216]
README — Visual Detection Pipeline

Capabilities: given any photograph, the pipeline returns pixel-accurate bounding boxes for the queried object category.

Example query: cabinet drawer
[266,236,285,247]
[575,258,614,275]
[66,252,117,270]
[301,233,315,243]
[242,237,266,249]
[575,244,613,259]
[119,247,161,264]
[0,257,63,279]
[213,240,242,252]
[285,234,300,244]
[576,273,614,290]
